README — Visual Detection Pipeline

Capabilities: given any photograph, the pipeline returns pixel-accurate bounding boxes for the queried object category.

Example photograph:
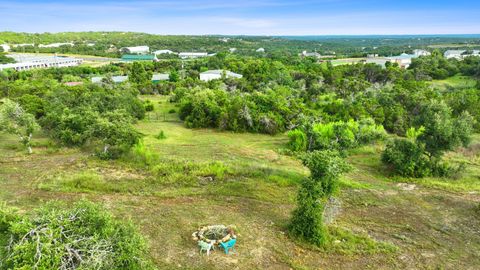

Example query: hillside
[1,95,479,269]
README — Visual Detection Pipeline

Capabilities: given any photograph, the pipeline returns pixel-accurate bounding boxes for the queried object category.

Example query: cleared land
[1,96,480,269]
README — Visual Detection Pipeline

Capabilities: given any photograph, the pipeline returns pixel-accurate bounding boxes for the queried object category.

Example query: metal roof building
[120,46,150,54]
[0,54,83,71]
[200,70,243,81]
[121,54,157,62]
[179,52,208,59]
[91,73,169,84]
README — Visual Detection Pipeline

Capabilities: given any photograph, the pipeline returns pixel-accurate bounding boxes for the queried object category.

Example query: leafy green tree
[415,100,474,158]
[90,110,141,159]
[0,98,39,153]
[169,70,180,82]
[382,138,431,177]
[289,150,350,245]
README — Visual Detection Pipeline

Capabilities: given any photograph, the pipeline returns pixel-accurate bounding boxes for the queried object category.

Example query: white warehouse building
[38,42,74,48]
[200,70,243,81]
[0,54,83,71]
[120,46,150,54]
[179,52,208,59]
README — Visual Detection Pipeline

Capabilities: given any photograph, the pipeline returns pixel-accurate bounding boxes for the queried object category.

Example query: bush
[309,119,386,153]
[0,200,153,270]
[287,129,307,152]
[356,118,386,144]
[381,139,431,177]
[168,108,176,114]
[144,100,154,112]
[155,130,166,140]
[125,140,159,167]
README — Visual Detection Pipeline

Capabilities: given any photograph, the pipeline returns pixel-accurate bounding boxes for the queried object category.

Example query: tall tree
[289,150,350,245]
[0,98,39,154]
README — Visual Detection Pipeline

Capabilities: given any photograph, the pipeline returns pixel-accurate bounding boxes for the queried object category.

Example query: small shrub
[382,139,432,177]
[168,108,176,114]
[198,161,231,180]
[155,130,167,140]
[144,100,154,112]
[287,129,307,152]
[126,140,159,167]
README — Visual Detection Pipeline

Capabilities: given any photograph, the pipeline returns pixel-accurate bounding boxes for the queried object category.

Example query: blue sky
[0,0,479,35]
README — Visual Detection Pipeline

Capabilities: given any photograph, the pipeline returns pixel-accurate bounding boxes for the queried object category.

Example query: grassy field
[1,95,480,269]
[430,74,478,90]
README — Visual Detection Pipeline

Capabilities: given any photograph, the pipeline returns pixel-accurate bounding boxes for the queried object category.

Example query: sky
[0,0,479,35]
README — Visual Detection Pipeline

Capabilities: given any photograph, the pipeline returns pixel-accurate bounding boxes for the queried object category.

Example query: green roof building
[121,54,157,62]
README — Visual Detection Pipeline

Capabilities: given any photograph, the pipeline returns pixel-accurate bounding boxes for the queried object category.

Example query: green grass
[430,74,477,90]
[2,94,480,269]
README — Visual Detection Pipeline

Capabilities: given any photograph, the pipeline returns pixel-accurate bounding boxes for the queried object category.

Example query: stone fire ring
[191,224,236,245]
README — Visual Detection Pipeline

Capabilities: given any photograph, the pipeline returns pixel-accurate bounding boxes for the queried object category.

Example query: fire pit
[192,225,236,244]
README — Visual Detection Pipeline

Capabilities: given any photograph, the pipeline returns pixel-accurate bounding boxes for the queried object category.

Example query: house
[200,70,243,81]
[38,42,74,48]
[256,48,265,53]
[121,54,157,62]
[153,50,176,55]
[152,73,170,83]
[0,44,11,52]
[387,53,416,68]
[413,49,431,57]
[229,48,237,53]
[120,46,150,54]
[444,50,466,59]
[178,52,208,59]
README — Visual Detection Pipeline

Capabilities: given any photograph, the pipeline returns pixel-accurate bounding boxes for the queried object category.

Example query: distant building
[0,44,11,52]
[120,46,150,54]
[301,51,321,58]
[152,73,170,83]
[229,48,237,53]
[444,50,466,59]
[179,52,208,59]
[153,50,176,55]
[256,48,265,53]
[367,54,379,58]
[64,82,84,87]
[365,58,389,67]
[0,54,82,71]
[38,42,74,48]
[92,74,169,84]
[200,70,243,81]
[121,54,157,62]
[91,75,128,84]
[413,49,431,57]
[12,43,34,48]
[387,53,417,68]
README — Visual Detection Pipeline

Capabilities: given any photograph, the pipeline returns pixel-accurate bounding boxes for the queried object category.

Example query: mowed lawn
[1,95,480,269]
